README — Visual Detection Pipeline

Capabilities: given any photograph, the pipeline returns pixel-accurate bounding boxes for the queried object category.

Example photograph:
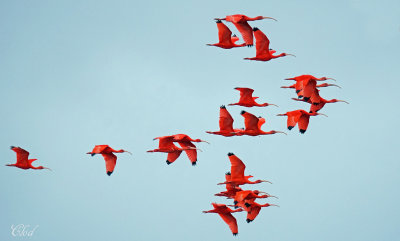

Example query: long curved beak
[125,151,133,155]
[317,113,328,117]
[276,114,286,116]
[268,195,279,199]
[270,204,280,207]
[263,17,277,21]
[275,131,287,135]
[259,191,269,195]
[214,18,226,21]
[202,140,210,144]
[330,84,342,88]
[339,100,349,104]
[327,78,336,81]
[269,104,279,107]
[261,180,272,184]
[44,167,52,171]
[286,54,296,57]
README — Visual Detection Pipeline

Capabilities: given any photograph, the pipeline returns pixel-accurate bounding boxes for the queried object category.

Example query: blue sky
[1,0,399,240]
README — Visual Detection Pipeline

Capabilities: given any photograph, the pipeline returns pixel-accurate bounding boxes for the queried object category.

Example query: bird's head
[330,99,349,104]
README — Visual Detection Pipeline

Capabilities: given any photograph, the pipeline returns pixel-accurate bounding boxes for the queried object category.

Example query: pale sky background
[1,0,399,240]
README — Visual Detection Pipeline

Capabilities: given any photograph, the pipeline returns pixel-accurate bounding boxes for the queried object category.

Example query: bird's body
[215,14,277,47]
[237,111,286,136]
[277,109,326,133]
[244,27,294,61]
[228,87,278,107]
[207,20,246,49]
[218,153,271,186]
[87,145,131,176]
[6,146,50,170]
[203,203,243,236]
[292,96,349,113]
[206,105,243,137]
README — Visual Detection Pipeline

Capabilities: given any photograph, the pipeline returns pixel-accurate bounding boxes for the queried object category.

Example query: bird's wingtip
[107,171,113,176]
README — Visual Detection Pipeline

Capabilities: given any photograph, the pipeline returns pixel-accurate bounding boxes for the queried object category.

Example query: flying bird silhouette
[206,105,243,137]
[87,145,131,176]
[237,111,286,136]
[170,134,209,166]
[277,110,327,133]
[203,203,243,236]
[6,146,51,171]
[228,87,278,107]
[207,20,246,49]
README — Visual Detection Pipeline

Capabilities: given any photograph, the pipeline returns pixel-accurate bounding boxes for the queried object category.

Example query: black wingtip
[10,146,16,150]
[232,34,237,37]
[107,171,113,176]
[192,161,197,166]
[296,90,300,94]
[240,110,246,115]
[288,126,294,130]
[300,129,306,134]
[233,233,238,236]
[225,171,231,175]
[227,152,234,156]
[233,201,238,204]
[166,160,171,165]
[246,219,253,223]
[245,202,251,207]
[298,95,303,98]
[303,97,310,101]
[220,105,226,109]
[252,27,259,31]
[91,153,95,156]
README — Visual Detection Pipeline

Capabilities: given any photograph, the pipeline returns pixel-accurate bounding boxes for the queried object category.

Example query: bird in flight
[206,105,243,137]
[207,20,246,49]
[215,172,243,199]
[228,87,278,107]
[242,202,279,223]
[148,136,201,165]
[292,94,349,113]
[170,134,209,166]
[233,190,276,209]
[87,145,131,176]
[218,153,271,186]
[237,111,286,136]
[244,27,295,61]
[215,14,277,47]
[277,110,327,134]
[6,146,51,171]
[285,75,336,99]
[203,203,243,236]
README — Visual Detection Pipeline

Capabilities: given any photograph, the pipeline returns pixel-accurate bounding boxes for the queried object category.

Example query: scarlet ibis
[206,105,243,137]
[170,134,209,166]
[215,172,243,199]
[87,145,131,176]
[203,203,243,236]
[147,136,200,165]
[218,153,271,186]
[292,96,349,113]
[207,20,246,49]
[228,87,278,107]
[6,146,51,171]
[233,190,276,208]
[285,75,335,99]
[277,110,327,134]
[244,202,279,223]
[238,111,286,136]
[281,83,341,89]
[244,27,295,61]
[215,14,277,47]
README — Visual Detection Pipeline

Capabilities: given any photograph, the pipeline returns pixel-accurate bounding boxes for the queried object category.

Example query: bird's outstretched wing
[247,204,262,222]
[241,111,260,131]
[11,146,30,166]
[167,151,182,164]
[219,106,234,132]
[233,22,253,46]
[102,153,117,176]
[157,136,176,149]
[228,154,246,181]
[235,87,254,103]
[218,212,239,235]
[177,141,197,165]
[298,114,311,133]
[287,111,302,129]
[217,21,233,45]
[253,28,270,57]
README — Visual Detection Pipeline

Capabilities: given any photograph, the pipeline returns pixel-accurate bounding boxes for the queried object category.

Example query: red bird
[281,83,341,89]
[277,110,327,133]
[147,136,199,165]
[87,145,131,176]
[237,111,286,136]
[203,203,243,236]
[285,75,336,99]
[218,153,271,186]
[233,190,276,208]
[292,95,349,113]
[215,172,243,199]
[215,14,277,46]
[244,202,278,223]
[244,27,295,61]
[6,146,51,171]
[228,87,278,107]
[170,134,209,166]
[206,105,243,137]
[207,20,246,49]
